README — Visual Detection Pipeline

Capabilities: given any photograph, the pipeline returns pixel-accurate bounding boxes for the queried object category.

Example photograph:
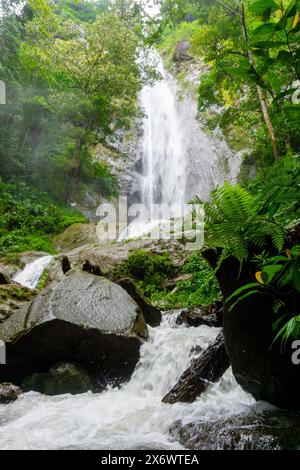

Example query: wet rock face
[176,302,223,328]
[0,273,10,285]
[0,383,22,404]
[162,331,229,404]
[116,278,162,327]
[0,271,148,393]
[173,41,192,62]
[171,409,300,450]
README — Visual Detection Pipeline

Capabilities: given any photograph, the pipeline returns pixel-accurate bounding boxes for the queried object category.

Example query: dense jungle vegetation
[0,0,299,343]
[0,0,152,253]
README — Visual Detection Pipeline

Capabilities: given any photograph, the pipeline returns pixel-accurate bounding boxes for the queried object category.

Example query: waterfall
[120,53,242,240]
[0,315,253,450]
[140,56,186,211]
[13,255,53,289]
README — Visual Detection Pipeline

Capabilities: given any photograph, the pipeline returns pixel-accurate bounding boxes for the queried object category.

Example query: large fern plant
[202,182,286,265]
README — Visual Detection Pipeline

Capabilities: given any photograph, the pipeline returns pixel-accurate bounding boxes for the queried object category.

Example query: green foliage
[202,155,299,266]
[203,181,286,265]
[0,178,86,254]
[116,249,175,297]
[37,268,49,289]
[0,0,150,204]
[226,244,300,350]
[115,249,220,309]
[152,251,221,309]
[158,0,300,163]
[158,20,199,65]
[246,154,300,226]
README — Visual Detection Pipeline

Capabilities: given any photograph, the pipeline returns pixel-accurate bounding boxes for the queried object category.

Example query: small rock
[176,301,223,328]
[82,260,103,276]
[173,41,192,62]
[162,331,229,404]
[61,256,71,274]
[117,278,162,327]
[0,272,10,285]
[0,383,22,404]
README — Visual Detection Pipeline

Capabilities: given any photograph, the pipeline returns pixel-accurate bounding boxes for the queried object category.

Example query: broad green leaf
[275,16,288,30]
[252,23,276,39]
[272,313,288,330]
[250,40,286,48]
[284,0,299,18]
[277,50,294,65]
[250,0,280,16]
[252,48,270,57]
[228,290,264,312]
[263,255,289,263]
[261,264,284,284]
[226,282,260,303]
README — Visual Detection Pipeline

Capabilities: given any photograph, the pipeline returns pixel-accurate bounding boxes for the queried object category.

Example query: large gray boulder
[0,270,148,393]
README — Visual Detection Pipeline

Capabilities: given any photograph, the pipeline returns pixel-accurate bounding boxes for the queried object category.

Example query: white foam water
[0,315,253,450]
[13,255,53,289]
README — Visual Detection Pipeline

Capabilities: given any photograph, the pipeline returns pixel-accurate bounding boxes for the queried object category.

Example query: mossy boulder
[53,223,98,251]
[22,362,93,395]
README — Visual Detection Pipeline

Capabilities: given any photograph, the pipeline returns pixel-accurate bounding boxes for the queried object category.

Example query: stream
[0,315,255,450]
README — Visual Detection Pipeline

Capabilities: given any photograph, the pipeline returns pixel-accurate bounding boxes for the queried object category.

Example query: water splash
[0,315,253,450]
[13,255,53,289]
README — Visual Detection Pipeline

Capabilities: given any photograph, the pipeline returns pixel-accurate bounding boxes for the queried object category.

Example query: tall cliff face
[170,54,244,202]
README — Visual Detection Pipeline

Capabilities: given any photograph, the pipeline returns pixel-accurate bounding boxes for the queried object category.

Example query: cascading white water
[13,255,53,289]
[119,53,243,240]
[140,57,186,211]
[0,316,253,450]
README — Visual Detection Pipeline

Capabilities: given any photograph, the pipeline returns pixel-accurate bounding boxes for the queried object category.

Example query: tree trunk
[65,112,95,203]
[65,136,83,203]
[255,85,280,160]
[240,3,280,161]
